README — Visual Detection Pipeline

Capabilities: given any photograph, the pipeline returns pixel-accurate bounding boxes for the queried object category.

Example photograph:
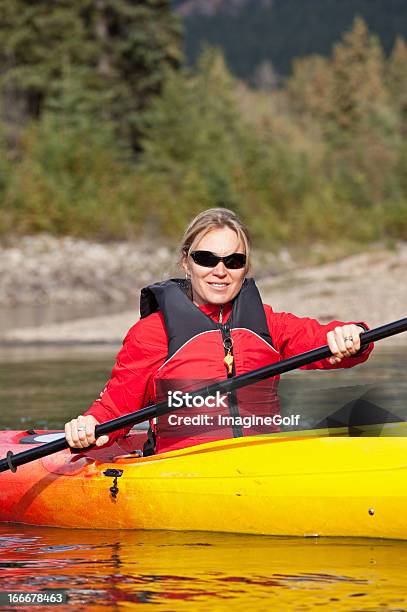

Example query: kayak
[1,426,407,538]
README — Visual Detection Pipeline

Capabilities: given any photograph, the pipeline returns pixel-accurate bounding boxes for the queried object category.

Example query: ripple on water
[1,526,407,610]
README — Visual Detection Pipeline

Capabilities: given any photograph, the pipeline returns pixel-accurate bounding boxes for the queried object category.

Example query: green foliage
[386,37,407,132]
[137,49,246,234]
[330,18,390,134]
[137,48,318,243]
[0,0,182,149]
[0,111,144,239]
[286,18,404,221]
[0,17,407,246]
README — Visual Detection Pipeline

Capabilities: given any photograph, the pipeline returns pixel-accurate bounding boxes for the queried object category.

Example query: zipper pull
[221,322,234,375]
[219,304,223,324]
[224,351,234,374]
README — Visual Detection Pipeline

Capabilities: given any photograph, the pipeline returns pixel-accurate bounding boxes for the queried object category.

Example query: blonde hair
[180,208,251,273]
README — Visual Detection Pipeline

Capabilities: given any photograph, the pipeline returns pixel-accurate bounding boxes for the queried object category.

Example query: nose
[212,261,227,276]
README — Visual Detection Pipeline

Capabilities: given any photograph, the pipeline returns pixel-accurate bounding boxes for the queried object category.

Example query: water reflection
[1,525,407,610]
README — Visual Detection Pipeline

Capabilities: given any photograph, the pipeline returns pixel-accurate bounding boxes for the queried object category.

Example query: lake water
[0,343,406,610]
[1,526,407,611]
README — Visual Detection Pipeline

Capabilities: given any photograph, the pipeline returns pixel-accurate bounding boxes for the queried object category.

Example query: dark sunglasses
[190,250,247,269]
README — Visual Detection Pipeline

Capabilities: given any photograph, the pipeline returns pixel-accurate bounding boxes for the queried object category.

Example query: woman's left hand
[326,324,365,365]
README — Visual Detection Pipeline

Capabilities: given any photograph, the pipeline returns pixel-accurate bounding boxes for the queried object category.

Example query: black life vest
[140,278,282,454]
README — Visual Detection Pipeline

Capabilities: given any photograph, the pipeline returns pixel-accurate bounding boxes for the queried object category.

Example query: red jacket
[85,293,373,453]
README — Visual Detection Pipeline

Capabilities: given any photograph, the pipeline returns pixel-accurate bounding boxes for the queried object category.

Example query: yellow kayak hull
[1,430,406,538]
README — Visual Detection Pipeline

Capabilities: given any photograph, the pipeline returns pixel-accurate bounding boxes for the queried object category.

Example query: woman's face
[183,227,246,307]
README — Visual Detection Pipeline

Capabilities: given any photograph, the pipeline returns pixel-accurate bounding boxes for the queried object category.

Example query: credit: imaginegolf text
[166,390,301,429]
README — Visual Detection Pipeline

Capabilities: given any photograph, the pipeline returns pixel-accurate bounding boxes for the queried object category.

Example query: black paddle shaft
[0,317,406,474]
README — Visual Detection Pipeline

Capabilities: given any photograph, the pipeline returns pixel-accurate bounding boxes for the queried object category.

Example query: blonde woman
[65,208,372,454]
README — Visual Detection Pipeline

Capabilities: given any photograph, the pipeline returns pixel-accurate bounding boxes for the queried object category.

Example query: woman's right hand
[64,414,110,449]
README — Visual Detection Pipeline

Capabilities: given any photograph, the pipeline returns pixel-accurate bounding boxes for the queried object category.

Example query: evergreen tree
[138,48,254,233]
[285,18,392,135]
[330,17,389,133]
[285,18,401,208]
[286,55,334,128]
[0,1,90,145]
[386,37,407,131]
[80,0,183,147]
[0,0,182,149]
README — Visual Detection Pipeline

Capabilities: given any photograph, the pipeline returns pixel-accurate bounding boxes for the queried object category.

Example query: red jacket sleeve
[84,312,168,443]
[264,305,373,369]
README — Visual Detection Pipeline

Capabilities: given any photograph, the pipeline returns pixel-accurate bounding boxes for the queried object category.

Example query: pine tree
[386,37,407,131]
[80,0,183,147]
[327,19,401,206]
[0,1,89,145]
[330,17,389,133]
[0,0,182,149]
[138,48,253,233]
[286,18,392,136]
[285,18,400,207]
[286,55,334,126]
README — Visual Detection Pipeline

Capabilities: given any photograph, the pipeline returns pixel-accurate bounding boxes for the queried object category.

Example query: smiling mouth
[208,282,229,289]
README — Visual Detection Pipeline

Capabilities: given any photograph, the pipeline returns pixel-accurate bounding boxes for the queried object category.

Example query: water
[0,345,405,433]
[0,344,406,610]
[1,526,407,611]
[0,353,116,430]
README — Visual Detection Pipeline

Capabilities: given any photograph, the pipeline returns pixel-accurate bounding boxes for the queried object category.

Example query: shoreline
[0,237,406,348]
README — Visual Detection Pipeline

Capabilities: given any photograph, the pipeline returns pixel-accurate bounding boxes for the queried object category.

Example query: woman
[65,208,372,453]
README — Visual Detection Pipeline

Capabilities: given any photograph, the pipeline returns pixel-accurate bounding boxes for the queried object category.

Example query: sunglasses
[190,250,247,269]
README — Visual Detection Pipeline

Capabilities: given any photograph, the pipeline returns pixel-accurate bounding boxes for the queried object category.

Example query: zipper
[220,321,243,438]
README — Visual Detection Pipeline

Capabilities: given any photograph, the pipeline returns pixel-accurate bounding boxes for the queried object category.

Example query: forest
[0,1,406,247]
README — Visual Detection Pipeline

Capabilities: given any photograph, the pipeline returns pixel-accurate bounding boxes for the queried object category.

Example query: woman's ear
[182,255,190,278]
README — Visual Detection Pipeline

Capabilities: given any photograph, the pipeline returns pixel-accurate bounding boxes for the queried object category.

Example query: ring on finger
[344,336,353,342]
